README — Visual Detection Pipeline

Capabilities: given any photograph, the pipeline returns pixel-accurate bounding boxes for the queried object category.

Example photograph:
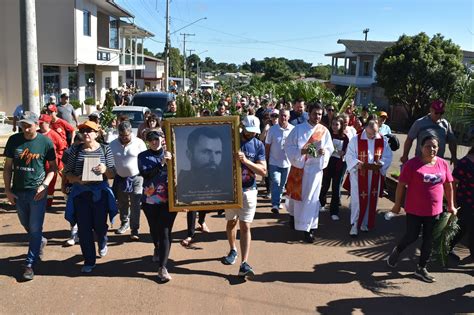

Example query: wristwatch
[41,183,48,189]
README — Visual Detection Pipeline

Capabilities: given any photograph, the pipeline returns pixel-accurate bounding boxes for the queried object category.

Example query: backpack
[384,134,400,151]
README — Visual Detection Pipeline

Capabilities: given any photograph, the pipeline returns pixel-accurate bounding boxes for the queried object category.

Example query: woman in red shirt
[386,135,457,283]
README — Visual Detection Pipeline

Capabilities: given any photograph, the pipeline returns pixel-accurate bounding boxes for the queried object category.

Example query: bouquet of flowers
[307,142,321,158]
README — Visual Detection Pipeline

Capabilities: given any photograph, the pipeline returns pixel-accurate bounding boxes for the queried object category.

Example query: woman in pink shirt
[386,135,457,283]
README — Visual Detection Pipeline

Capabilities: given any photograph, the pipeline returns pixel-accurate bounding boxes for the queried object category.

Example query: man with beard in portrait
[177,127,233,204]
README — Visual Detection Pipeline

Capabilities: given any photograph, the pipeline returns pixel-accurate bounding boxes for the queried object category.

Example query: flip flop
[180,237,193,247]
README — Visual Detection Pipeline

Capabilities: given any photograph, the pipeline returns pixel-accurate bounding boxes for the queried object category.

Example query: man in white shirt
[265,109,294,214]
[110,121,147,240]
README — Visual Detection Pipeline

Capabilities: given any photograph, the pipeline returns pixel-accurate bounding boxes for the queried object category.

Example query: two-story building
[0,0,154,115]
[123,55,165,91]
[325,39,395,109]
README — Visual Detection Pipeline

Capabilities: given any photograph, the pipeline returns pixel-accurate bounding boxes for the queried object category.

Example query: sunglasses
[80,128,95,133]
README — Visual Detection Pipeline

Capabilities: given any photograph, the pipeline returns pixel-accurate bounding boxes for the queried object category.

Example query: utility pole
[163,0,170,91]
[20,0,40,113]
[180,33,194,92]
[363,28,369,41]
[187,49,195,89]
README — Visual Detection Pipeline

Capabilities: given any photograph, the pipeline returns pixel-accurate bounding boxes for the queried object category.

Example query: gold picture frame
[164,116,243,212]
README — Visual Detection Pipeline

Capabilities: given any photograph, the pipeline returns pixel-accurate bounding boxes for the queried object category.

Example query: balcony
[119,54,145,71]
[330,74,375,88]
[97,46,120,66]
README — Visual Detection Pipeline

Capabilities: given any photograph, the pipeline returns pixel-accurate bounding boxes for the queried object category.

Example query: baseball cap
[146,130,164,142]
[47,104,58,112]
[430,99,445,111]
[49,95,57,103]
[78,120,100,132]
[88,112,100,119]
[242,115,260,133]
[39,114,52,124]
[60,93,69,99]
[379,111,388,118]
[19,111,39,125]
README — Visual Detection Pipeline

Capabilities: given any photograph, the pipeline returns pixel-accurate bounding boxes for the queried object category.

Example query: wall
[75,0,98,65]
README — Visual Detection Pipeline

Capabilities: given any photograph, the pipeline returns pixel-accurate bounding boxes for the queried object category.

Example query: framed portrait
[164,116,243,211]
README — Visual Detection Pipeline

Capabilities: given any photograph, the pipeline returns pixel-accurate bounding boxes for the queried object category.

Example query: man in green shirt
[3,111,57,281]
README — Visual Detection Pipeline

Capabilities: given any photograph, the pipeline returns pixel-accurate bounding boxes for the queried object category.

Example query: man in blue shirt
[222,115,267,277]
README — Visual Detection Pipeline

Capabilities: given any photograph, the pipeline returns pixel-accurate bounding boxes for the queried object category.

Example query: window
[105,77,111,89]
[363,61,371,76]
[68,67,78,100]
[43,66,60,104]
[85,65,95,99]
[83,10,91,36]
[109,17,119,49]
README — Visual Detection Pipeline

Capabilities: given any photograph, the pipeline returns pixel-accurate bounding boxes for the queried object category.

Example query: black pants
[450,207,474,256]
[142,203,177,268]
[319,157,345,215]
[395,213,438,268]
[186,211,207,237]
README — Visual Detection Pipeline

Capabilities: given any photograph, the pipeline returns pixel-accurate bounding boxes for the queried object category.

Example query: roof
[463,50,474,58]
[120,21,154,38]
[324,50,346,57]
[144,55,164,62]
[103,0,134,18]
[337,39,395,54]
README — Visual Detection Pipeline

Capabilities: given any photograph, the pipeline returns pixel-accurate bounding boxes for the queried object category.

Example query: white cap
[242,115,260,133]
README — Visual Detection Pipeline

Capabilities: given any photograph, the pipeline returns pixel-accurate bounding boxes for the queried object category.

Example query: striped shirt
[63,143,115,178]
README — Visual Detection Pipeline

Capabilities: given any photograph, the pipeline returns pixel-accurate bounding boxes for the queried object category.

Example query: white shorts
[225,189,258,223]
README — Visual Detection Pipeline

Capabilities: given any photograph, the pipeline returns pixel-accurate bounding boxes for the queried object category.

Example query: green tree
[202,57,217,72]
[143,48,155,57]
[375,32,465,122]
[262,57,293,83]
[309,64,332,80]
[287,59,312,74]
[250,58,265,73]
[168,47,183,77]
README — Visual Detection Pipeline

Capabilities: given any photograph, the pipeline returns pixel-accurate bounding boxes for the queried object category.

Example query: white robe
[284,122,334,231]
[345,130,393,227]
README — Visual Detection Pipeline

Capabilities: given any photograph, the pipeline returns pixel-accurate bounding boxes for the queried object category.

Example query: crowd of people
[3,91,473,284]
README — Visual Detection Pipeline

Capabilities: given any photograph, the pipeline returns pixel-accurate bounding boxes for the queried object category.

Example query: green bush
[70,99,82,109]
[84,97,96,106]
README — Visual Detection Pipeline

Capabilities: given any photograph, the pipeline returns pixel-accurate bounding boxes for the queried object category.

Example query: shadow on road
[316,284,474,314]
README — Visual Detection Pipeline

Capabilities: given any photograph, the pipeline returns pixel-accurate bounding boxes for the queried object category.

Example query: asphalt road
[0,131,473,314]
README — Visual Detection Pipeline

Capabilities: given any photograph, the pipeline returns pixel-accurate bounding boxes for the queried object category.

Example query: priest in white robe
[345,120,393,236]
[284,103,334,242]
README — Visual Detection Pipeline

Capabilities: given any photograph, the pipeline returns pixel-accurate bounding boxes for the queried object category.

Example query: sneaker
[99,245,108,257]
[222,249,238,265]
[22,266,34,281]
[39,237,47,260]
[65,238,76,246]
[81,264,96,273]
[278,204,283,209]
[331,215,340,221]
[350,224,358,237]
[130,229,139,241]
[152,247,160,263]
[304,231,315,243]
[158,267,172,282]
[414,266,436,283]
[238,262,255,277]
[116,223,130,235]
[386,247,399,268]
[360,225,369,232]
[271,207,280,214]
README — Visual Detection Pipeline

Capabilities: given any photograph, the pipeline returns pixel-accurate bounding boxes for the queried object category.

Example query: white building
[0,0,154,115]
[124,55,165,91]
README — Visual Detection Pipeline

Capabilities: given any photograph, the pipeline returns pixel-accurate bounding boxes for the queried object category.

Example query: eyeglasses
[80,128,95,133]
[270,114,279,118]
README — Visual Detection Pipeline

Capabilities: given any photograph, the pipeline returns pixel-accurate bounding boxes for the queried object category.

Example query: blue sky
[116,0,473,65]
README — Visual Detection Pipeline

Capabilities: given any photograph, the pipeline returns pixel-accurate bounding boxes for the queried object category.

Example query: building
[0,0,153,115]
[325,39,395,109]
[124,55,165,91]
[326,39,474,109]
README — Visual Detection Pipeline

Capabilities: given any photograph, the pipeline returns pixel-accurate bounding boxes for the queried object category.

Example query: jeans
[395,213,438,268]
[142,203,177,268]
[15,189,47,267]
[116,176,143,230]
[269,164,289,208]
[74,191,109,266]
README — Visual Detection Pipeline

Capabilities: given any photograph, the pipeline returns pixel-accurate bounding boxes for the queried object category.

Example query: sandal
[199,223,210,233]
[180,237,193,247]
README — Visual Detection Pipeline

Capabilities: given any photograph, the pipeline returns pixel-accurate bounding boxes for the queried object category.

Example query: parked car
[111,105,150,136]
[130,92,174,118]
